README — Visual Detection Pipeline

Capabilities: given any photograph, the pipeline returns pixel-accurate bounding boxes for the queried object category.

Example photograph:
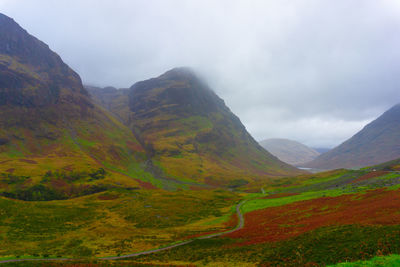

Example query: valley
[1,160,400,266]
[0,7,400,267]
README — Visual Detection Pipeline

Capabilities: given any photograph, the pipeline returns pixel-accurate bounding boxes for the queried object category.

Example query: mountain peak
[159,67,196,79]
[129,67,224,116]
[0,13,13,22]
[0,12,88,107]
[125,69,301,184]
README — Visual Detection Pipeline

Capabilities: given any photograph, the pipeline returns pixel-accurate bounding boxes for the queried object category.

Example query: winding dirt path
[0,200,247,264]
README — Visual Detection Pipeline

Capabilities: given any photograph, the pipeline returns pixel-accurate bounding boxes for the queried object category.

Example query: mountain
[306,104,400,169]
[89,68,302,187]
[259,138,320,166]
[85,85,131,123]
[0,13,300,196]
[0,13,154,199]
[313,147,331,154]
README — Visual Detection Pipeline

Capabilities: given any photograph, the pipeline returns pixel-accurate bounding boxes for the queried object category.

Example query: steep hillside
[89,69,301,187]
[0,13,154,199]
[125,68,301,186]
[259,138,320,166]
[306,104,400,169]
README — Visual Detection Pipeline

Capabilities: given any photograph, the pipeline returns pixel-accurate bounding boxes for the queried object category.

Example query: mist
[1,0,400,147]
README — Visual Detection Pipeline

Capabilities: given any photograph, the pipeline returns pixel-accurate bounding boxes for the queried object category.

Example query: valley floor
[1,162,400,266]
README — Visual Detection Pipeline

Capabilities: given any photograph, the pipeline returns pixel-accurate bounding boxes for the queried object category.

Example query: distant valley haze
[0,0,399,148]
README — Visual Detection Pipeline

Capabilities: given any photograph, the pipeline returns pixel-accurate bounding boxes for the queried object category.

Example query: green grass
[75,137,97,148]
[242,188,348,213]
[129,224,400,266]
[203,203,236,226]
[328,254,400,266]
[0,189,239,258]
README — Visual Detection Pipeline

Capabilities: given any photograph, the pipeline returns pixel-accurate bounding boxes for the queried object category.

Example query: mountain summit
[91,67,301,187]
[0,13,88,107]
[306,104,400,169]
[0,13,151,199]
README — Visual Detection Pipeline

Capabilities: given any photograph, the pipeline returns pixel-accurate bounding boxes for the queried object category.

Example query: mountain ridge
[306,104,400,169]
[259,138,320,166]
[90,67,303,187]
[0,12,156,199]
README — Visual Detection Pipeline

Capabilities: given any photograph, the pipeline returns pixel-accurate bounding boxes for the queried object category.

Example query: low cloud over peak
[1,0,399,147]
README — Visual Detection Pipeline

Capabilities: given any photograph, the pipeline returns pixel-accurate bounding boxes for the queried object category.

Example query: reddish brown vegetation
[45,263,195,267]
[262,193,299,199]
[51,179,69,189]
[189,185,207,190]
[62,165,74,171]
[18,159,37,164]
[352,171,388,183]
[185,212,238,239]
[224,212,239,229]
[135,179,158,190]
[228,189,400,246]
[126,140,145,152]
[97,194,119,200]
[184,230,221,239]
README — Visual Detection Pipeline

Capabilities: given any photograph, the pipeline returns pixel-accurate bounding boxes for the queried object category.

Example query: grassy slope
[92,68,302,189]
[0,189,240,259]
[1,160,400,266]
[0,102,170,197]
[328,254,400,266]
[0,13,167,194]
[122,161,400,266]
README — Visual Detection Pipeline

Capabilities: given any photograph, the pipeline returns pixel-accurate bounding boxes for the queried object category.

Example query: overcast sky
[1,0,400,148]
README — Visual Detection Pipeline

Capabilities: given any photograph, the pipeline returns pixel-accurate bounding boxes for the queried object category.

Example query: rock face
[125,68,301,185]
[89,68,303,186]
[0,13,150,195]
[0,13,301,191]
[0,13,94,132]
[259,138,320,166]
[306,104,400,169]
[0,13,88,108]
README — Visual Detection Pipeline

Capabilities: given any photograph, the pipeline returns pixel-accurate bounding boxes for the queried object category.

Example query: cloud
[1,0,400,147]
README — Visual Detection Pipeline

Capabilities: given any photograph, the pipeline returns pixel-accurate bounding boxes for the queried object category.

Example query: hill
[306,104,400,169]
[259,138,320,166]
[10,157,399,265]
[115,158,400,266]
[1,12,400,267]
[90,68,302,187]
[0,14,247,260]
[0,13,156,199]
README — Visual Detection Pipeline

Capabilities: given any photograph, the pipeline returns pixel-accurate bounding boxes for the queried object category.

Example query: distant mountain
[306,104,400,169]
[312,147,331,154]
[90,68,302,187]
[86,85,130,123]
[0,13,153,199]
[259,138,320,166]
